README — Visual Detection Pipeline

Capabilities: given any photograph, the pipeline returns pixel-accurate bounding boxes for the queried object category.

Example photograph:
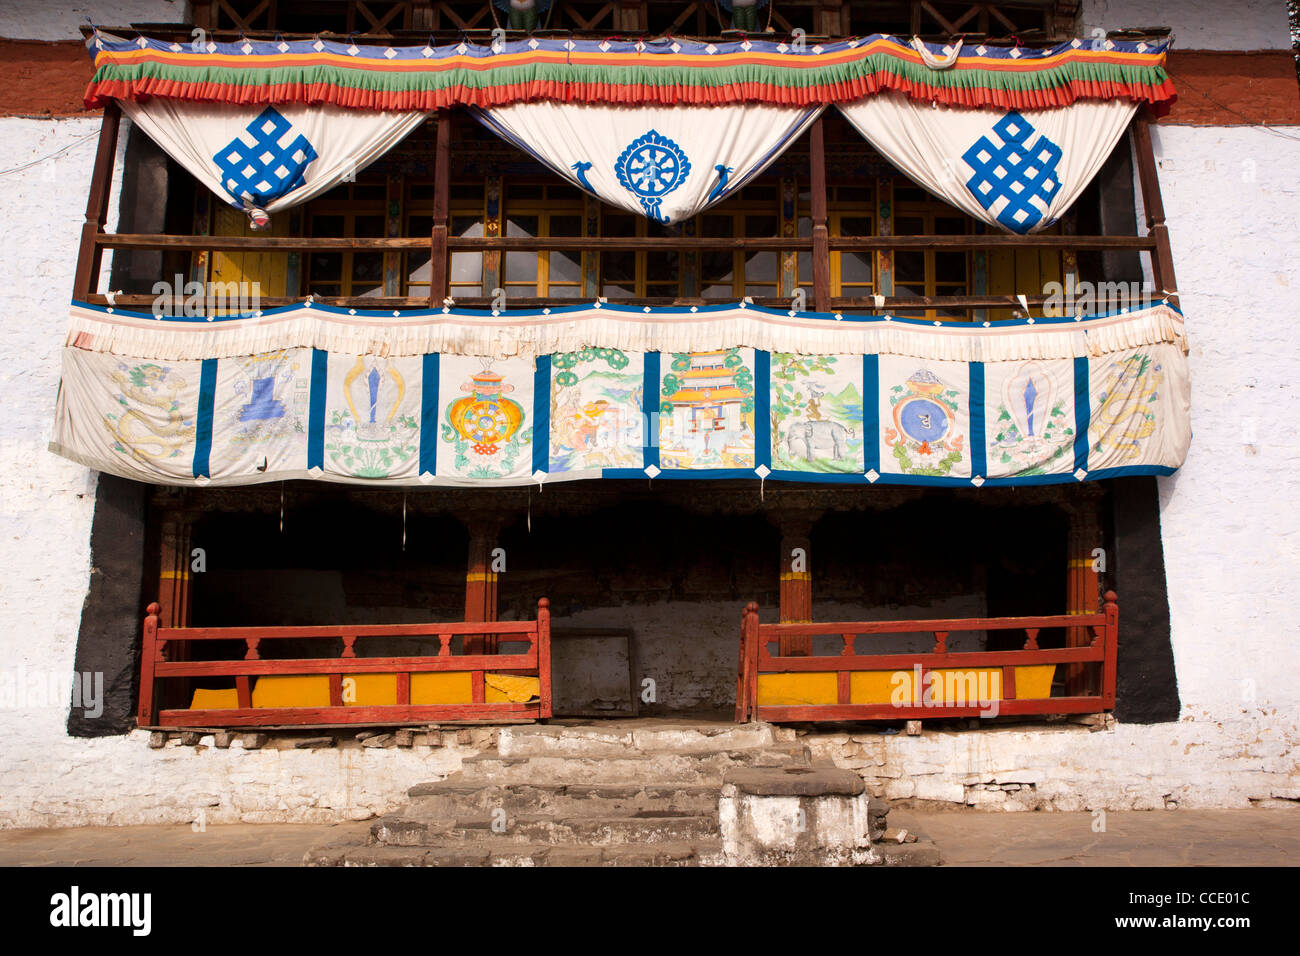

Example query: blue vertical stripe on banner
[192,358,218,478]
[754,350,771,470]
[1073,356,1090,474]
[644,351,661,470]
[533,355,550,476]
[862,354,880,476]
[969,362,987,479]
[307,349,327,471]
[420,352,439,476]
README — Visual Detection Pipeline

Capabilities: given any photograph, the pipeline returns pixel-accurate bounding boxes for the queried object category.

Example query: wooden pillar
[581,192,600,299]
[73,100,120,300]
[428,110,451,305]
[1065,504,1102,695]
[1131,114,1179,305]
[482,174,503,298]
[463,517,501,654]
[157,511,195,711]
[875,176,894,300]
[809,117,830,312]
[779,174,799,298]
[772,512,815,656]
[384,171,404,297]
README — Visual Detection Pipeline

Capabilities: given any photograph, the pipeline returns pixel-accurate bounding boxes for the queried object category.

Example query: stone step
[453,745,811,785]
[306,839,723,867]
[373,811,718,847]
[400,781,720,819]
[495,722,786,758]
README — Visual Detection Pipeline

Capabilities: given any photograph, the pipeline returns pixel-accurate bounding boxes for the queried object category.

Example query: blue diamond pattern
[962,112,1062,233]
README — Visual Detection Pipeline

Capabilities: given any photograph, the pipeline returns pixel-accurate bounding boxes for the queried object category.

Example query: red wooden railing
[139,598,552,728]
[736,592,1117,723]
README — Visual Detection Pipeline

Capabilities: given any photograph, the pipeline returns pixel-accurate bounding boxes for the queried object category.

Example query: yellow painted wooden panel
[410,672,473,704]
[189,687,239,710]
[251,675,330,708]
[485,674,540,703]
[210,204,290,309]
[346,673,397,706]
[1014,664,1056,699]
[850,670,909,705]
[756,672,837,706]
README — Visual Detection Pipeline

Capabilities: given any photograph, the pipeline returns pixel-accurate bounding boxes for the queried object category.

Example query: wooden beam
[73,101,121,301]
[1131,114,1179,301]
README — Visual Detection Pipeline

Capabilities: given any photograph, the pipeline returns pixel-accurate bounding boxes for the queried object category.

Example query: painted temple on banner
[2,0,1298,832]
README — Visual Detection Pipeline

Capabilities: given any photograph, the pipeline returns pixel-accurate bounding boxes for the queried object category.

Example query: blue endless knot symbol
[615,130,691,223]
[961,112,1062,233]
[214,107,319,208]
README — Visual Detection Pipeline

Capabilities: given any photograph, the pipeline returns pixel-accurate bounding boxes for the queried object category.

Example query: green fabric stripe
[89,55,1171,101]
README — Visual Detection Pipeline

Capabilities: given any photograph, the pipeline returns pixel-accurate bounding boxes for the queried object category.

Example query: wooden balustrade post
[73,100,120,301]
[537,598,552,719]
[735,601,758,722]
[157,509,195,710]
[137,602,161,726]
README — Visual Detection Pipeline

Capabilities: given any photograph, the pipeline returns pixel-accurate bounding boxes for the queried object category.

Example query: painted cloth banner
[117,98,427,215]
[837,94,1137,233]
[85,34,1176,114]
[52,301,1190,489]
[471,102,822,223]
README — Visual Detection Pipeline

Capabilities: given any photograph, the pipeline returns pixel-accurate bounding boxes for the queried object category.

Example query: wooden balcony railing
[73,104,1178,315]
[735,592,1118,724]
[139,598,553,728]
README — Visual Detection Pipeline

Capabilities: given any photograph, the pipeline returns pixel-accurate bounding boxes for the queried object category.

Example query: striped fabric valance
[84,33,1177,114]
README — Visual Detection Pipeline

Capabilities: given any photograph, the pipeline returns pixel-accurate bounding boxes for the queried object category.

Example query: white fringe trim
[66,303,1187,363]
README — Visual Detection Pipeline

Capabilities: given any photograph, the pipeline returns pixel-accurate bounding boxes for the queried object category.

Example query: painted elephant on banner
[785,420,853,462]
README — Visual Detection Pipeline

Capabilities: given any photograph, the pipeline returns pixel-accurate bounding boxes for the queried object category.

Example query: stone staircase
[305,720,936,866]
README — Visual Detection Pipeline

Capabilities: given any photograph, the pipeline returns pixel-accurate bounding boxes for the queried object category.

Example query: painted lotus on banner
[209,349,310,477]
[324,355,421,479]
[549,348,644,473]
[1089,351,1165,467]
[880,357,970,478]
[770,353,864,473]
[440,356,533,480]
[104,359,198,469]
[659,349,756,469]
[985,360,1075,478]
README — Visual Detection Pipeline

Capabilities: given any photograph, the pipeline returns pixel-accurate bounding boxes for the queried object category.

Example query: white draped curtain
[470,101,824,224]
[117,99,428,216]
[837,94,1138,233]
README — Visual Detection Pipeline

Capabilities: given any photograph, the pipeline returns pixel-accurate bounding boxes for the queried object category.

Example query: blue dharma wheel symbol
[615,130,692,222]
[899,398,950,443]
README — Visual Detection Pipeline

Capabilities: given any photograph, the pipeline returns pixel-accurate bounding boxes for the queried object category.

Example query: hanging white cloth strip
[470,102,824,223]
[116,99,428,217]
[51,302,1191,489]
[837,93,1138,233]
[66,300,1187,364]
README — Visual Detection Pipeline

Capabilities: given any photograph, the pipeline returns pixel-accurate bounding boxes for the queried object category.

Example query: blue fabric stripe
[862,354,880,475]
[533,355,550,476]
[644,351,661,470]
[1073,356,1090,474]
[192,358,218,478]
[754,350,771,470]
[969,362,986,479]
[420,352,439,476]
[307,349,327,471]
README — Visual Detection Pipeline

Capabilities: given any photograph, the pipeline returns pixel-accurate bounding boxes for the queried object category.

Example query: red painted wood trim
[157,703,538,728]
[395,671,410,706]
[536,598,553,719]
[757,696,1106,722]
[760,613,1104,636]
[157,620,538,640]
[756,646,1103,673]
[155,652,538,677]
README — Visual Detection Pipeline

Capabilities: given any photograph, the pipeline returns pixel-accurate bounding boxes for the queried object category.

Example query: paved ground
[0,809,1296,865]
